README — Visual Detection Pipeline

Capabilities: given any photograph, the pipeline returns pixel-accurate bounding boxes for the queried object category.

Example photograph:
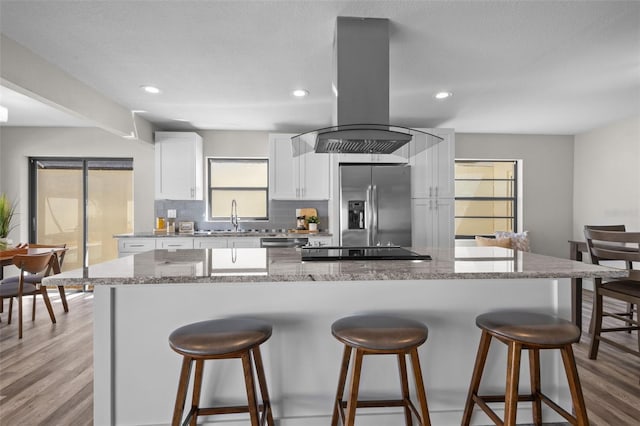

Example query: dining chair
[583,228,640,361]
[0,252,57,338]
[0,243,68,317]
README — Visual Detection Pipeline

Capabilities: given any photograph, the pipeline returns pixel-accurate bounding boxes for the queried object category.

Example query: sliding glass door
[29,158,134,271]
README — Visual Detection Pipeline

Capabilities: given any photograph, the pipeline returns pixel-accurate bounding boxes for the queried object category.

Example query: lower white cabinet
[308,236,333,246]
[412,198,454,250]
[227,237,261,248]
[156,238,194,250]
[118,238,156,257]
[195,239,228,249]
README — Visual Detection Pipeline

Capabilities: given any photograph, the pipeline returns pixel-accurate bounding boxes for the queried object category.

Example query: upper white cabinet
[268,133,330,200]
[410,129,455,199]
[155,132,204,200]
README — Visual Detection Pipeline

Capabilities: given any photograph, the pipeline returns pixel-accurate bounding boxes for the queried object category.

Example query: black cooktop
[301,246,431,261]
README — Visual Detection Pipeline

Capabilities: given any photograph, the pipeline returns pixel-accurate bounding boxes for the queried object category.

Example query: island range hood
[296,17,424,155]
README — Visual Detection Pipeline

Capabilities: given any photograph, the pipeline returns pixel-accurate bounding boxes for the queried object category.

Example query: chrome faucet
[231,199,239,232]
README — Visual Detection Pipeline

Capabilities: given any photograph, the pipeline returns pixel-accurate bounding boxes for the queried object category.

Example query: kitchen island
[44,246,624,426]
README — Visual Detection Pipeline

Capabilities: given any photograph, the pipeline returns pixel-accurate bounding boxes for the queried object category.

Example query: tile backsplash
[155,199,329,232]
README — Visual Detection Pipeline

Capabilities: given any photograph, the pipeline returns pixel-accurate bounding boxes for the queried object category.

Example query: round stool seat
[169,318,272,357]
[476,311,580,346]
[332,314,428,351]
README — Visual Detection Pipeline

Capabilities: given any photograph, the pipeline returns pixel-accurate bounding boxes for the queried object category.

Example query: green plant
[0,193,17,239]
[307,215,319,224]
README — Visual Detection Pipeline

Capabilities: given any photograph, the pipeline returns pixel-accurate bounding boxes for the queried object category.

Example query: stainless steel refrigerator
[340,164,411,247]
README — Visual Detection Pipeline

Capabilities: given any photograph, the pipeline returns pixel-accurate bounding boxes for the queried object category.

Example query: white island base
[94,277,573,426]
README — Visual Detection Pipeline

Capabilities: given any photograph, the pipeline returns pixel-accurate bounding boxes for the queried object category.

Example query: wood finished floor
[0,290,638,425]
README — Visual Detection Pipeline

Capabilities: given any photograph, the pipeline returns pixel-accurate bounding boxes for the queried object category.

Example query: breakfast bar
[43,246,625,426]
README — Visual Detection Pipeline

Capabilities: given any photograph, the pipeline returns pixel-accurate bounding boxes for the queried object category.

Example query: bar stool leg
[189,360,204,426]
[589,283,604,359]
[172,357,193,426]
[528,349,542,426]
[241,351,260,426]
[397,353,413,426]
[409,348,431,426]
[462,330,492,425]
[345,348,364,426]
[504,342,523,426]
[252,346,275,426]
[560,345,589,426]
[331,345,352,426]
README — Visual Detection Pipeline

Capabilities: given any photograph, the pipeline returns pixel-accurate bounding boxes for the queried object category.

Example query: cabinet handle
[167,244,182,247]
[429,187,433,197]
[130,244,144,247]
[435,187,438,197]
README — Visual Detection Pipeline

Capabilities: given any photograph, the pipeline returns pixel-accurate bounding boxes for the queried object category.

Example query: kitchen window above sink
[207,158,268,221]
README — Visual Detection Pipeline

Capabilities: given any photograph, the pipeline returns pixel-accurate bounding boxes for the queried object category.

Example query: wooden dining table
[0,246,69,313]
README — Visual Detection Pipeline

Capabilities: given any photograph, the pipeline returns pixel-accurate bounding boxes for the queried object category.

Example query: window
[454,160,517,238]
[207,158,268,221]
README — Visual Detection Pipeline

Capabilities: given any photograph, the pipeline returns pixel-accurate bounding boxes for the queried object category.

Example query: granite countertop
[114,231,332,238]
[43,246,627,286]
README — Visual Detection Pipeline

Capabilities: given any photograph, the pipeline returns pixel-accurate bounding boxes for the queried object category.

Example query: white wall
[573,114,640,238]
[0,127,156,241]
[200,130,268,157]
[456,133,574,258]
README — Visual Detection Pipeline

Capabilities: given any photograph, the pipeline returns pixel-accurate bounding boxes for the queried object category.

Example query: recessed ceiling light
[434,91,452,100]
[140,85,161,94]
[292,89,309,98]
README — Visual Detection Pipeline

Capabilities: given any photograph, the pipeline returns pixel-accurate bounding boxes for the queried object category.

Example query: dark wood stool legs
[331,345,431,426]
[171,346,273,426]
[462,330,588,426]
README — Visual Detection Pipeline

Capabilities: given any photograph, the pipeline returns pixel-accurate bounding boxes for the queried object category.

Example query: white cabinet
[117,238,156,257]
[308,235,334,246]
[156,238,194,250]
[155,132,204,200]
[227,237,261,248]
[410,129,455,199]
[195,239,228,249]
[412,198,454,250]
[195,237,260,248]
[269,133,330,200]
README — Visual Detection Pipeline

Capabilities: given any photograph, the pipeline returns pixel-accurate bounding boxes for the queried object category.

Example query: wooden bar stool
[330,314,431,426]
[168,318,274,426]
[462,311,588,426]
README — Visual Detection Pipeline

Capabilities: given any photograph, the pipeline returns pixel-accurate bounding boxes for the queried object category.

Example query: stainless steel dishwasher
[259,237,309,248]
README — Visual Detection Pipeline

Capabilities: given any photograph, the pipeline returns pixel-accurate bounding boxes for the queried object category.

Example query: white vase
[308,223,318,232]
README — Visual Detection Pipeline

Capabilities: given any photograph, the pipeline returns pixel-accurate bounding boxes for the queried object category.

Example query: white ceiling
[0,0,638,135]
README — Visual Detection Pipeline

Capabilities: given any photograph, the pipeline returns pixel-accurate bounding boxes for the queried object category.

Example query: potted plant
[307,215,319,232]
[0,193,17,249]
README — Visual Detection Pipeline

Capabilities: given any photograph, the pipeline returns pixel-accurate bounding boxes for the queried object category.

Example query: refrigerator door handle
[365,185,372,246]
[372,185,379,245]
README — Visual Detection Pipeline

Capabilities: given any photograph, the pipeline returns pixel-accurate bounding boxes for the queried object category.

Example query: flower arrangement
[307,215,319,232]
[307,216,319,224]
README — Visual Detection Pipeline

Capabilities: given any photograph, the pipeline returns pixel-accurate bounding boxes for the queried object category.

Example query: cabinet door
[155,132,203,200]
[411,198,453,249]
[300,152,330,200]
[434,198,454,250]
[269,134,297,199]
[156,238,194,249]
[195,238,228,248]
[431,129,455,198]
[308,236,333,246]
[411,129,455,199]
[411,199,433,248]
[117,238,156,257]
[227,237,260,248]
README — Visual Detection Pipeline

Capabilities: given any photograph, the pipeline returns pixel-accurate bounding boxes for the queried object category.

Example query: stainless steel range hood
[296,17,416,154]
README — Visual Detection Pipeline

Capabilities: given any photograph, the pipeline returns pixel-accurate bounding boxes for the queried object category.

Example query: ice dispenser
[348,200,365,229]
